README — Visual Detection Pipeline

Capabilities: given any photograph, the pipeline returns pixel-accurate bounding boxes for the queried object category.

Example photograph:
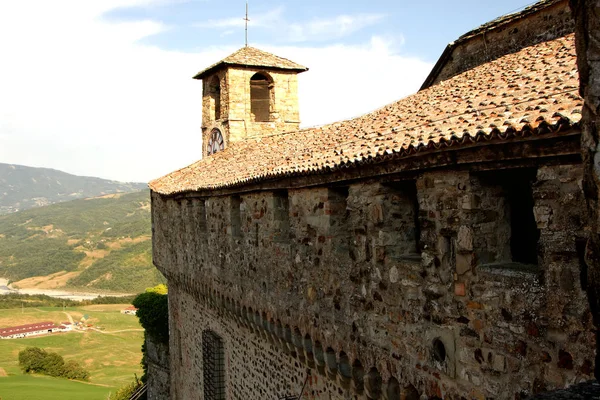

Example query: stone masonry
[570,0,600,379]
[148,2,597,398]
[145,334,170,400]
[201,68,301,154]
[151,161,594,399]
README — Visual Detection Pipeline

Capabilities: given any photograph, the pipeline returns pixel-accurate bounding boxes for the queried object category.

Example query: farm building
[121,306,138,315]
[0,321,60,339]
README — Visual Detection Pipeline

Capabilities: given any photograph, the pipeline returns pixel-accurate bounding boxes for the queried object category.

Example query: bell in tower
[193,47,308,156]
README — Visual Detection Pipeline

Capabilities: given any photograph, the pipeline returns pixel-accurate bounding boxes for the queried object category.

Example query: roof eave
[193,62,309,80]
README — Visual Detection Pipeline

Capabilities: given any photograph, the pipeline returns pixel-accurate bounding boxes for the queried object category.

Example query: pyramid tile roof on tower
[193,46,308,80]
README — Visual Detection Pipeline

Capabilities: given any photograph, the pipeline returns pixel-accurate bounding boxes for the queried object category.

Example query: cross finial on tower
[244,2,250,47]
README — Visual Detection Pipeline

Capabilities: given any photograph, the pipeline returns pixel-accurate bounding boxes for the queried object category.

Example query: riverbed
[0,278,129,301]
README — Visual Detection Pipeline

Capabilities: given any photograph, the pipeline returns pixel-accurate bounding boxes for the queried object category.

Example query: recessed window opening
[209,76,221,120]
[500,169,539,265]
[328,186,350,256]
[388,181,420,255]
[478,168,540,265]
[202,330,225,400]
[250,72,271,122]
[432,338,446,363]
[198,199,208,241]
[231,195,242,238]
[273,190,290,242]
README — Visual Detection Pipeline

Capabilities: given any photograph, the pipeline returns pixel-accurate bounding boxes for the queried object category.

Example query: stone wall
[145,333,170,400]
[201,67,301,155]
[428,0,574,87]
[570,0,600,379]
[152,161,594,399]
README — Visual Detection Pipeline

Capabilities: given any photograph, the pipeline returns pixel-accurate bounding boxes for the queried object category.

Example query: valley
[0,304,144,399]
[0,191,164,294]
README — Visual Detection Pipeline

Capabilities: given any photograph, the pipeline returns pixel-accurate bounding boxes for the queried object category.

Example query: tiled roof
[0,321,56,337]
[421,0,568,90]
[193,46,308,80]
[150,34,582,195]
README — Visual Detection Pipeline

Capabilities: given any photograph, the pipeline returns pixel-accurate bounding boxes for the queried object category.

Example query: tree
[61,360,90,381]
[17,347,89,381]
[145,283,168,294]
[18,347,48,373]
[41,351,65,377]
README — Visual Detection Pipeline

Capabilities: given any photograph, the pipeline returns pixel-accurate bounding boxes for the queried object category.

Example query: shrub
[109,376,143,400]
[61,360,90,380]
[132,291,168,344]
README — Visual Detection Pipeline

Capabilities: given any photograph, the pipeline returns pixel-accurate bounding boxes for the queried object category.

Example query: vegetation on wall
[18,347,90,381]
[132,285,169,383]
[108,377,145,400]
[133,288,169,345]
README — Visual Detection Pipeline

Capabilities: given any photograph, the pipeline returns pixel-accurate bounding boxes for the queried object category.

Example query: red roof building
[0,321,58,339]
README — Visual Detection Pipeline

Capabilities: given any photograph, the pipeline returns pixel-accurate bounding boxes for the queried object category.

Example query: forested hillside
[0,163,147,214]
[0,191,164,292]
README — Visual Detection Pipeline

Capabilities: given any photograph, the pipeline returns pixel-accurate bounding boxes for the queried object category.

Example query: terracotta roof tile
[193,46,308,79]
[151,34,582,195]
[0,321,56,337]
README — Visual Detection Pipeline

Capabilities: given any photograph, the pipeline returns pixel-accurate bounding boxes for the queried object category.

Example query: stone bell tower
[193,47,308,156]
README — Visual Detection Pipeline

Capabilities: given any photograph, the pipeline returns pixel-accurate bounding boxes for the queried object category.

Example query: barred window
[202,330,225,400]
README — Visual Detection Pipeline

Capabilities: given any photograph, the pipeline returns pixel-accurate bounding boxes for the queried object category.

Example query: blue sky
[0,0,538,182]
[104,0,532,61]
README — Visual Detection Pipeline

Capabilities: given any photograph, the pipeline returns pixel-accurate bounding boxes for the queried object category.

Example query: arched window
[250,72,271,122]
[202,330,225,400]
[209,76,221,120]
[207,128,224,156]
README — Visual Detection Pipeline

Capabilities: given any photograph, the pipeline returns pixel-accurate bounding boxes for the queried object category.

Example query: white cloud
[287,13,386,42]
[0,1,431,182]
[195,7,284,29]
[194,7,385,43]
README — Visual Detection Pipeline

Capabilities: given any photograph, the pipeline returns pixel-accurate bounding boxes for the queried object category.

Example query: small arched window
[209,76,221,120]
[250,72,271,122]
[207,128,224,156]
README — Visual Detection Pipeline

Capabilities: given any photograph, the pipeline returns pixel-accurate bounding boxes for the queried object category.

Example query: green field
[0,374,110,400]
[0,305,144,400]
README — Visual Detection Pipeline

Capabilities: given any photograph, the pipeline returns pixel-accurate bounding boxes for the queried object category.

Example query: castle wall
[152,162,594,399]
[145,334,170,400]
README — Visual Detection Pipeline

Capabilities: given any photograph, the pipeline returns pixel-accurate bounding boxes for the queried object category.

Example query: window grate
[202,330,225,400]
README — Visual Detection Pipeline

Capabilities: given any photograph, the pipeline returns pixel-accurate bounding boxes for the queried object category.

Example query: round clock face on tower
[207,128,224,156]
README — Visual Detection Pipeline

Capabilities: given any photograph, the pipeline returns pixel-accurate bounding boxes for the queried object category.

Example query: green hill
[0,191,164,293]
[0,163,147,214]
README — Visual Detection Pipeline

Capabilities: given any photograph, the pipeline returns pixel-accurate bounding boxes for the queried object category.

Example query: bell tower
[193,47,308,156]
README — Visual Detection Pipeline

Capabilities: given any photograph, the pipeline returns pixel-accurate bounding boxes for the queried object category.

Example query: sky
[0,0,537,183]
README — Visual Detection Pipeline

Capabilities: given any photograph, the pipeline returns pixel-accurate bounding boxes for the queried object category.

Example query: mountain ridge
[0,163,147,214]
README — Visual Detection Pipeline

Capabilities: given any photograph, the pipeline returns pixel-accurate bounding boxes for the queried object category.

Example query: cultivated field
[0,304,144,400]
